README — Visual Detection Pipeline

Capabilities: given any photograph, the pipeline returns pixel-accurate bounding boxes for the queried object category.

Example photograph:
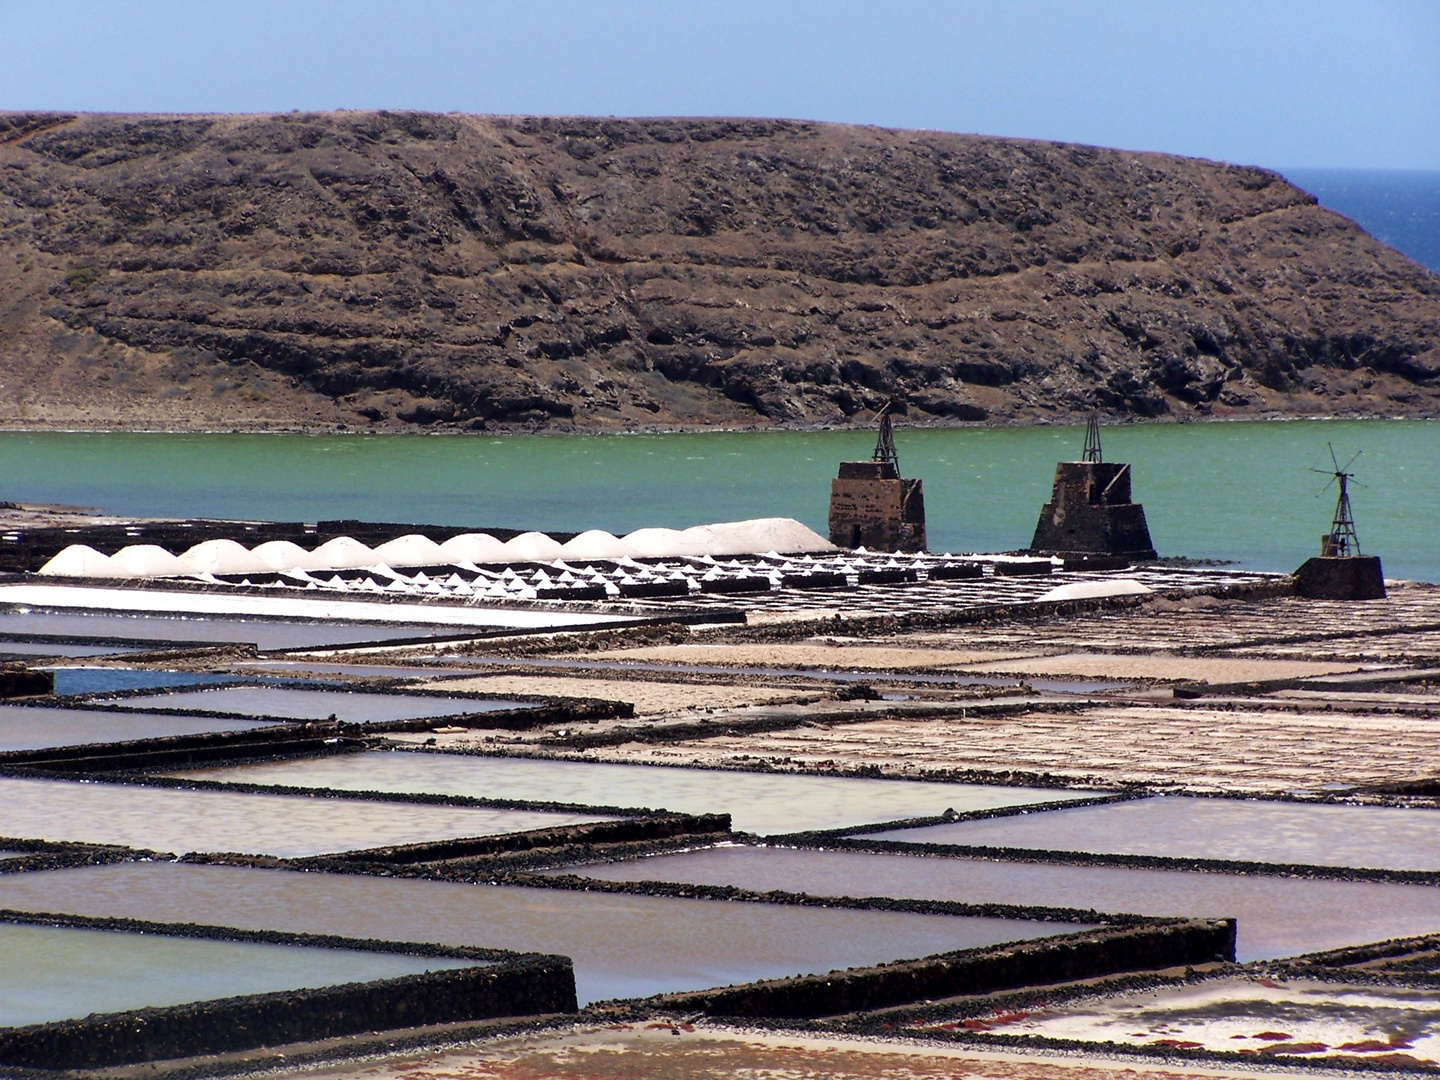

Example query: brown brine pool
[549,845,1440,961]
[112,686,528,723]
[859,795,1440,872]
[0,863,1086,1005]
[164,750,1084,834]
[0,777,612,857]
[0,705,279,753]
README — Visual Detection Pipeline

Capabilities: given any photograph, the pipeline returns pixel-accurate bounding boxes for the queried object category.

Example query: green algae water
[2,420,1436,580]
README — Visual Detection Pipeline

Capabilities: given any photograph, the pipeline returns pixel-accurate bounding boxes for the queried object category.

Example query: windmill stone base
[1293,555,1386,600]
[1029,461,1156,559]
[828,461,927,552]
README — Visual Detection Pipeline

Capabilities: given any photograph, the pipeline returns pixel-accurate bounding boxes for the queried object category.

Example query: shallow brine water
[1,420,1435,580]
[114,686,528,724]
[860,796,1440,872]
[0,921,472,1029]
[0,777,611,857]
[164,750,1083,834]
[0,705,278,753]
[553,845,1440,961]
[0,863,1078,1005]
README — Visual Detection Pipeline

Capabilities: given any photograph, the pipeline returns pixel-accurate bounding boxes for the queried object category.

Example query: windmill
[1312,444,1363,557]
[871,401,899,474]
[1081,414,1102,463]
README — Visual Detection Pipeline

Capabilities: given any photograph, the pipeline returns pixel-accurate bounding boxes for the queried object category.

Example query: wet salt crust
[551,846,1440,961]
[860,796,1440,872]
[0,705,278,753]
[0,922,471,1029]
[0,863,1075,1005]
[0,777,612,857]
[165,750,1083,834]
[114,686,527,723]
[948,976,1440,1063]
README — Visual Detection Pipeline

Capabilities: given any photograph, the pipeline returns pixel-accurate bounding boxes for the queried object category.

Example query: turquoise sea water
[2,420,1436,580]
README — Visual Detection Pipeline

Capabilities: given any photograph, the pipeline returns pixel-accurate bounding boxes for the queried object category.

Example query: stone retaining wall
[650,918,1235,1018]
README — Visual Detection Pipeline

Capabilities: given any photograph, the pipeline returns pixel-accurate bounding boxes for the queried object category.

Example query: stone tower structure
[828,407,926,552]
[1028,416,1156,559]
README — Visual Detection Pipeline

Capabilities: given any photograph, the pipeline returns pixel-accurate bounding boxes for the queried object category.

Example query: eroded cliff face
[1,110,1436,431]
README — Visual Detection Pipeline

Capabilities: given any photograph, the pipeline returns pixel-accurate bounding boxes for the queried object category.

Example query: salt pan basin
[0,584,638,631]
[0,922,471,1029]
[0,863,1080,1005]
[860,795,1440,872]
[0,610,480,652]
[936,976,1440,1063]
[0,706,278,753]
[164,751,1083,834]
[553,846,1440,961]
[112,686,527,724]
[0,778,612,857]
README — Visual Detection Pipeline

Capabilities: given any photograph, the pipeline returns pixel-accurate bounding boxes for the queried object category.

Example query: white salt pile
[373,534,446,567]
[1037,579,1152,602]
[36,517,836,579]
[173,539,270,576]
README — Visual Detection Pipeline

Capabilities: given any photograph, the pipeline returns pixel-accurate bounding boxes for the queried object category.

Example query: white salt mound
[438,533,509,564]
[175,539,270,576]
[37,544,116,577]
[504,532,565,561]
[108,544,185,578]
[250,540,319,572]
[372,534,446,568]
[561,530,637,560]
[622,527,711,557]
[309,536,381,570]
[1038,579,1152,602]
[699,518,834,556]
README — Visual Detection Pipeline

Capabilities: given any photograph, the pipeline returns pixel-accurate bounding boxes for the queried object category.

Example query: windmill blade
[1328,443,1341,473]
[1339,449,1362,475]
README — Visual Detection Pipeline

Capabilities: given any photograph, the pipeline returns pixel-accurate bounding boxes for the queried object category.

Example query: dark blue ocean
[1284,169,1440,273]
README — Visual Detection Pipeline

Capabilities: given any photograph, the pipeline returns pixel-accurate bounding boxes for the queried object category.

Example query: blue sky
[2,0,1436,170]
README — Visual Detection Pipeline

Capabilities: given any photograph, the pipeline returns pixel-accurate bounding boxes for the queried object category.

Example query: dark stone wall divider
[0,954,575,1070]
[289,812,733,869]
[648,918,1235,1018]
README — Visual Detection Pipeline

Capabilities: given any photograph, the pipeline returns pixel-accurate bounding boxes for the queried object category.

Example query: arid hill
[1,110,1437,431]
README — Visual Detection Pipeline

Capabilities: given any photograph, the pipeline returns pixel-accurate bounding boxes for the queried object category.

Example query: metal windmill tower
[872,402,899,474]
[1081,414,1103,463]
[1314,444,1363,557]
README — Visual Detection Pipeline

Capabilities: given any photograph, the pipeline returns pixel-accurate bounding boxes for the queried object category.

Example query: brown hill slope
[1,110,1437,431]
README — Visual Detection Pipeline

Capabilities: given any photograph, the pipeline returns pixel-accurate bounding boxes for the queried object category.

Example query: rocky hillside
[1,110,1437,431]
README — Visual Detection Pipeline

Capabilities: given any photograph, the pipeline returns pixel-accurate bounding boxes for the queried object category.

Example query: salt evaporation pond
[114,686,528,724]
[0,921,473,1028]
[554,846,1440,961]
[860,795,1440,872]
[165,750,1084,834]
[0,610,473,652]
[52,669,244,696]
[0,862,1081,1005]
[0,778,612,857]
[0,640,147,659]
[0,705,279,753]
